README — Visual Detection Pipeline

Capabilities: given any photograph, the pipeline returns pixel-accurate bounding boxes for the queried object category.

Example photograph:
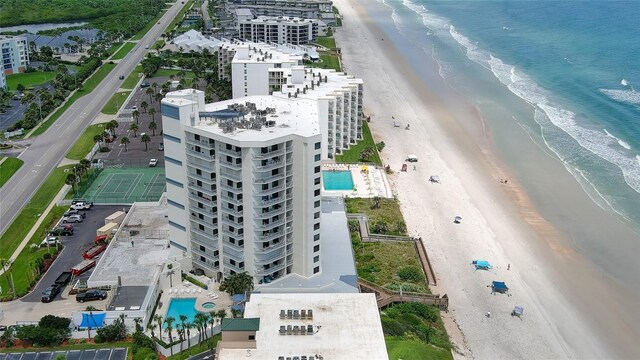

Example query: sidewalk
[0,184,71,276]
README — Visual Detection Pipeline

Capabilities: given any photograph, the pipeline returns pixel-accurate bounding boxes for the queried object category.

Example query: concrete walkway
[0,184,71,276]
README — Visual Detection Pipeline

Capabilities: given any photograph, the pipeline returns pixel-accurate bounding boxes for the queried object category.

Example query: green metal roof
[221,318,260,331]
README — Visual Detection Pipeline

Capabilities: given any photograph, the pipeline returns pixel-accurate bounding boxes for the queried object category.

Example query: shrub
[398,266,424,282]
[133,348,158,360]
[99,146,110,152]
[376,141,385,152]
[39,315,71,330]
[132,331,156,354]
[93,334,104,343]
[30,244,39,252]
[43,252,52,260]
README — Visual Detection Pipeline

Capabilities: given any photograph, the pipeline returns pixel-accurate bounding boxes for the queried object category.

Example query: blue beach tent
[491,281,509,293]
[472,260,492,270]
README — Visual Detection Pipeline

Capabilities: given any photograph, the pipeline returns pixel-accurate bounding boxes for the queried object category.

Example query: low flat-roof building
[216,292,389,359]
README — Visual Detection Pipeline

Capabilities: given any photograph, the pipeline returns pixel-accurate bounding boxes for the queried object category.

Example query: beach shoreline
[333,0,640,358]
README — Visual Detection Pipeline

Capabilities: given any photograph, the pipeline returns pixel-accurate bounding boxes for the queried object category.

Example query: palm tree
[152,82,158,92]
[65,173,78,192]
[194,313,208,342]
[149,107,157,122]
[208,311,217,334]
[80,159,91,174]
[219,271,254,296]
[141,100,148,113]
[155,92,164,103]
[129,123,139,138]
[165,316,175,355]
[149,121,157,136]
[0,258,16,299]
[146,87,155,103]
[216,309,227,324]
[185,321,193,348]
[109,119,119,133]
[148,322,158,340]
[105,121,115,135]
[141,133,151,151]
[133,317,143,333]
[120,136,130,151]
[154,314,164,337]
[178,315,188,350]
[132,110,140,124]
[93,134,103,147]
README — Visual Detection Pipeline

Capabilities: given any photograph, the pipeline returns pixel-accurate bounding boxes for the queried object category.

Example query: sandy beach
[333,0,640,358]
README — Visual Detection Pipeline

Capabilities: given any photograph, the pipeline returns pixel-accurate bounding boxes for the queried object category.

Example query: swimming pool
[164,298,200,326]
[322,171,354,191]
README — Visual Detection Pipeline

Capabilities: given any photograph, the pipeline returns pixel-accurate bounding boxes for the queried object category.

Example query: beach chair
[212,293,220,299]
[179,289,185,294]
[197,288,202,293]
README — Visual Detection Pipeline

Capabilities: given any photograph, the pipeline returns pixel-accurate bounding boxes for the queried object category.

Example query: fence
[99,158,166,168]
[72,167,105,197]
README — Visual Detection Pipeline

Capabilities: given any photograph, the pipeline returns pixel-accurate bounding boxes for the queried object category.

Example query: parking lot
[22,205,130,303]
[94,77,169,168]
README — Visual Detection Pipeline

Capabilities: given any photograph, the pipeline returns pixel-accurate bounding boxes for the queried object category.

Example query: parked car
[76,289,107,303]
[141,82,151,88]
[40,236,60,247]
[119,75,125,80]
[41,284,61,303]
[71,199,92,205]
[64,209,86,218]
[158,143,164,151]
[70,202,92,210]
[63,214,83,223]
[149,158,158,167]
[49,226,73,236]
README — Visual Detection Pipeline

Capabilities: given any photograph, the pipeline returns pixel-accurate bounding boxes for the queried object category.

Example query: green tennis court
[79,168,166,204]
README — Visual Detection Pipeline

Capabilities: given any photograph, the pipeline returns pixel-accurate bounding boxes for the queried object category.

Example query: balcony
[254,205,285,219]
[222,243,244,258]
[222,259,245,273]
[220,215,243,228]
[187,156,215,170]
[187,149,216,161]
[189,211,216,224]
[189,183,216,197]
[185,137,215,149]
[255,240,286,255]
[219,182,242,193]
[221,227,244,239]
[258,228,285,242]
[191,246,219,261]
[253,148,284,159]
[191,226,216,239]
[256,218,285,230]
[191,231,219,248]
[220,193,243,206]
[253,173,284,184]
[190,218,216,233]
[218,146,241,157]
[259,195,285,207]
[255,159,283,171]
[219,160,242,170]
[254,262,286,276]
[193,258,218,273]
[219,170,242,182]
[188,191,215,203]
[187,171,215,184]
[253,184,284,196]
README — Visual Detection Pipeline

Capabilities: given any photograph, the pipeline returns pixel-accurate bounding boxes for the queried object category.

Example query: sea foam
[399,0,640,196]
[599,88,640,105]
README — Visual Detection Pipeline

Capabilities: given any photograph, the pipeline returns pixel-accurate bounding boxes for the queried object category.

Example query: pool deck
[322,163,393,198]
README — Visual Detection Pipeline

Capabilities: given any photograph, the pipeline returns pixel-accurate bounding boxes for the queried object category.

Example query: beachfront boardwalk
[357,278,448,311]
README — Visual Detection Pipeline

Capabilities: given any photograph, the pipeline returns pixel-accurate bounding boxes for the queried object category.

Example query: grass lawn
[166,335,221,360]
[154,39,165,50]
[102,91,131,114]
[153,68,196,78]
[385,336,453,360]
[6,72,55,91]
[122,65,143,89]
[0,157,24,188]
[164,0,196,36]
[319,54,341,72]
[30,63,117,137]
[0,206,66,300]
[66,123,108,160]
[336,122,382,165]
[111,42,136,60]
[315,36,336,49]
[0,165,72,260]
[106,42,123,56]
[345,197,405,232]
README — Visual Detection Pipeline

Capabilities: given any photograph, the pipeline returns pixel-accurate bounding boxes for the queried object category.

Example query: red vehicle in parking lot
[71,259,95,276]
[82,244,106,259]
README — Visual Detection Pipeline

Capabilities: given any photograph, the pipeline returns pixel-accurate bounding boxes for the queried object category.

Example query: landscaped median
[0,157,24,188]
[29,62,118,137]
[66,123,108,160]
[110,42,137,61]
[102,91,132,115]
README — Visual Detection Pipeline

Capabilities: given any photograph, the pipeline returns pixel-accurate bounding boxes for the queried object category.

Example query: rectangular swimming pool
[164,298,199,326]
[322,171,354,191]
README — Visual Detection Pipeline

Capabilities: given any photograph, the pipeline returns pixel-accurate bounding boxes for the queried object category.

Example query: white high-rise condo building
[238,16,319,45]
[225,0,336,26]
[162,89,324,283]
[0,35,29,74]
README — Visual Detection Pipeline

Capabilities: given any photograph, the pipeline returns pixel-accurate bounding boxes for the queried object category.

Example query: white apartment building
[0,35,29,74]
[162,89,324,284]
[0,72,6,89]
[238,16,319,45]
[225,0,336,26]
[229,45,363,158]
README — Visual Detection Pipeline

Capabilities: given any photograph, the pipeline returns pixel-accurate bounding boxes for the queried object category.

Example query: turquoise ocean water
[362,0,640,287]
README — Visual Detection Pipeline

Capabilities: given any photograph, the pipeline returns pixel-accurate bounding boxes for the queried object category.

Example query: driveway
[22,205,130,303]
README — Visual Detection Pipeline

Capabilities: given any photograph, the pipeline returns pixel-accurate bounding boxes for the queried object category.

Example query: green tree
[219,271,254,296]
[148,121,157,136]
[120,136,130,152]
[146,87,155,103]
[148,107,156,122]
[129,123,139,138]
[132,109,140,124]
[164,316,175,356]
[80,158,91,174]
[0,258,15,299]
[65,173,78,192]
[140,100,148,113]
[93,133,104,147]
[155,92,163,103]
[141,133,151,151]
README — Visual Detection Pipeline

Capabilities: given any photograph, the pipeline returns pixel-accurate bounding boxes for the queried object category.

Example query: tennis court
[79,168,166,204]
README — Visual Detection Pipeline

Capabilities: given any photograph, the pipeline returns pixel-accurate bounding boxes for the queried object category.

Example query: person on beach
[508,264,511,270]
[486,311,491,318]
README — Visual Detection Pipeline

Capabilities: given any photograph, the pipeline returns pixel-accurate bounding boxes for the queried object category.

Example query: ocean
[364,0,640,287]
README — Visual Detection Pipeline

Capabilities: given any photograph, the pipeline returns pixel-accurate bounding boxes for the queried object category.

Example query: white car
[70,202,92,210]
[149,159,158,167]
[63,214,83,223]
[41,236,60,247]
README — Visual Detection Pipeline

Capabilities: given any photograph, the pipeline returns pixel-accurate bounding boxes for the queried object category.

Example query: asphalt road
[0,1,185,236]
[22,205,128,303]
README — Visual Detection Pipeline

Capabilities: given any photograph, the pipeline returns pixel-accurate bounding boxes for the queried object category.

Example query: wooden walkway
[358,278,448,311]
